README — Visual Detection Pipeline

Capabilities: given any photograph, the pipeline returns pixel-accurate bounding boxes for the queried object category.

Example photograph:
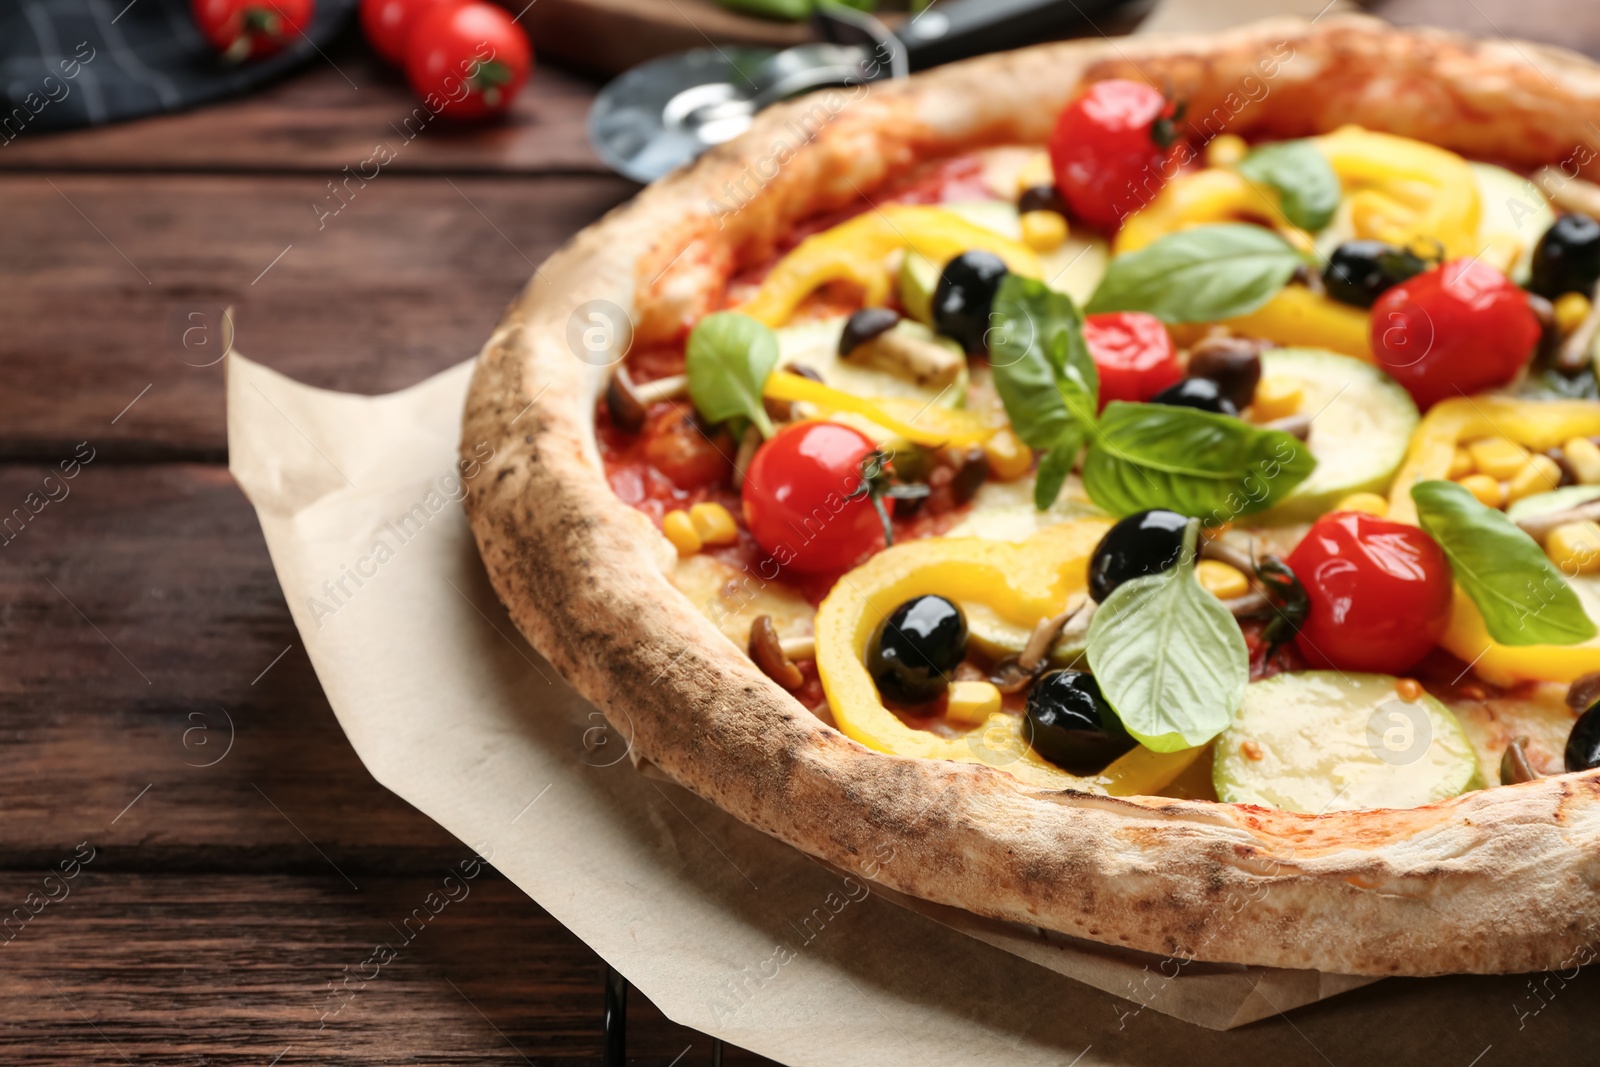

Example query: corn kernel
[1015,153,1053,193]
[1467,436,1530,480]
[1395,678,1424,702]
[946,680,1002,726]
[1336,492,1389,517]
[1206,133,1249,167]
[1548,521,1600,574]
[1447,447,1475,479]
[983,427,1033,482]
[1456,473,1506,509]
[1555,292,1593,336]
[1565,437,1600,485]
[1196,560,1251,600]
[1251,377,1304,421]
[1507,453,1562,502]
[662,510,701,557]
[1020,209,1068,252]
[688,501,738,545]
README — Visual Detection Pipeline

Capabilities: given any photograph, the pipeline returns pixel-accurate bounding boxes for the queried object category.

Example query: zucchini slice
[1213,671,1481,813]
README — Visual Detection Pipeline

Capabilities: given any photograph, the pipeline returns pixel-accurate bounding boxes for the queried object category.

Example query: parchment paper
[228,350,1591,1062]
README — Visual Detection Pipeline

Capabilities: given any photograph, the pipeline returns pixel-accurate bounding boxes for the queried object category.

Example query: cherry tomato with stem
[404,2,532,120]
[1284,511,1454,675]
[192,0,313,61]
[742,421,886,575]
[1082,311,1181,408]
[1370,257,1540,409]
[1048,79,1185,232]
[360,0,460,65]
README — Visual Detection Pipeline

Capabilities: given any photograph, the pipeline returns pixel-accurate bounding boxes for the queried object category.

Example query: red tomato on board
[1285,511,1455,675]
[360,0,461,65]
[742,421,886,575]
[192,0,313,61]
[1048,79,1185,232]
[1082,311,1182,408]
[404,2,532,120]
[1370,258,1540,409]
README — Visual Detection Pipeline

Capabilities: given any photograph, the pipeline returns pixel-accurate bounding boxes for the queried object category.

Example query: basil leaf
[1411,479,1597,647]
[1034,425,1085,511]
[1086,519,1248,752]
[990,275,1097,440]
[685,312,779,438]
[1085,224,1302,324]
[1236,140,1341,232]
[989,275,1098,508]
[1081,401,1315,520]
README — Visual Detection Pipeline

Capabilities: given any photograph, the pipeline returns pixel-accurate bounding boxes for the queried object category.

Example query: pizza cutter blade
[586,42,881,184]
[588,0,1115,184]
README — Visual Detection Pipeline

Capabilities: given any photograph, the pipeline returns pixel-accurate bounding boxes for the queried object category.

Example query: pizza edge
[462,14,1600,976]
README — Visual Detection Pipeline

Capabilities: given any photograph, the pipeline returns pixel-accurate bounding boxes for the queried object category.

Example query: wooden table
[3,3,1597,1063]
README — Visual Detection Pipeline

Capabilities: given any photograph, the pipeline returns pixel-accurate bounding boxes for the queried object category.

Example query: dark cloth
[0,0,356,134]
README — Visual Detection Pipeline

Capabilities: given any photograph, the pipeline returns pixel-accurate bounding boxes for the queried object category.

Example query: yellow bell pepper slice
[763,371,996,448]
[1114,168,1292,255]
[815,521,1111,790]
[1385,396,1600,685]
[1220,284,1373,361]
[738,204,1042,327]
[1315,126,1481,261]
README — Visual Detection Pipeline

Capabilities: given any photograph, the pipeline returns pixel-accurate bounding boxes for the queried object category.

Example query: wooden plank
[0,870,776,1065]
[0,173,632,459]
[0,42,609,175]
[0,462,469,866]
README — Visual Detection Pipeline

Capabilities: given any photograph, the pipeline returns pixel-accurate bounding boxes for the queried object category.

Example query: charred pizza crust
[462,15,1600,975]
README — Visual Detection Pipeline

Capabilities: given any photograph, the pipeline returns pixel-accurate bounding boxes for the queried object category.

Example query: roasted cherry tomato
[1284,511,1454,675]
[1369,258,1540,409]
[1048,79,1183,232]
[404,2,532,119]
[361,0,460,65]
[192,0,313,60]
[641,407,729,491]
[1082,311,1181,408]
[742,421,885,574]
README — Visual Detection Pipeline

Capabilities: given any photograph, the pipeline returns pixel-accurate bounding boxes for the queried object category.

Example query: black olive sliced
[868,595,967,706]
[1321,239,1429,308]
[933,251,1009,355]
[1565,701,1600,773]
[1025,670,1136,773]
[1018,185,1068,216]
[1150,377,1239,416]
[1088,508,1188,603]
[1532,214,1600,299]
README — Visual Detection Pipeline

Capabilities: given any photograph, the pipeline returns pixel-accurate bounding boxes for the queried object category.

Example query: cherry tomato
[1082,311,1181,408]
[742,422,885,575]
[361,0,460,65]
[1285,511,1454,675]
[1048,79,1184,232]
[1370,258,1540,409]
[192,0,313,61]
[404,2,532,120]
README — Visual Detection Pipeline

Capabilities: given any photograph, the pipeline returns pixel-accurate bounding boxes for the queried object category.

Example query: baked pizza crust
[462,15,1600,976]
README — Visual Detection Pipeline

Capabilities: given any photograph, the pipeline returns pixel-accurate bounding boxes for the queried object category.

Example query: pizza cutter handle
[901,0,1121,71]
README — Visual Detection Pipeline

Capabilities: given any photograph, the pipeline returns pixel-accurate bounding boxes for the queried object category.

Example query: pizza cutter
[588,0,1125,183]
